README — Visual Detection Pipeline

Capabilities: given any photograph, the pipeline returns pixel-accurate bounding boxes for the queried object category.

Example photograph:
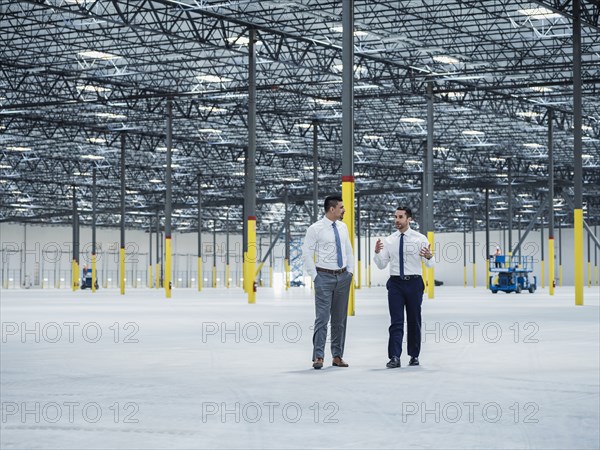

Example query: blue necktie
[332,222,343,268]
[399,233,405,276]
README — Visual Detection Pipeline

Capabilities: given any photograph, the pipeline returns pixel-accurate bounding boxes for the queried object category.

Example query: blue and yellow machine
[80,267,99,290]
[489,255,537,294]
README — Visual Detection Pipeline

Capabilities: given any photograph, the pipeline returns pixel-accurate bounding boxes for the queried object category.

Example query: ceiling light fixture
[516,111,539,118]
[196,74,232,83]
[518,8,562,20]
[77,85,111,93]
[96,112,127,120]
[78,50,120,60]
[523,143,544,148]
[433,55,460,64]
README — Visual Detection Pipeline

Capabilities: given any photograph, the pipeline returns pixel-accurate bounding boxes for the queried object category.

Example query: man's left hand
[420,245,433,260]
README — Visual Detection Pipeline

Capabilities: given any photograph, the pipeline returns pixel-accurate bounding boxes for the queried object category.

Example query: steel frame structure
[1,0,599,235]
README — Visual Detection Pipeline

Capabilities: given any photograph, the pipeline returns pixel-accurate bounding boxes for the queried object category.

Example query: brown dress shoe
[312,358,324,370]
[332,357,349,367]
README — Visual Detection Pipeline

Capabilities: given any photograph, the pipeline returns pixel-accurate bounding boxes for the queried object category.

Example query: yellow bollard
[165,238,172,298]
[574,209,583,305]
[549,238,555,296]
[427,231,434,299]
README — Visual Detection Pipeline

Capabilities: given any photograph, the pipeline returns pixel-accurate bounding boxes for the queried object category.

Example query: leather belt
[316,267,347,275]
[390,275,422,280]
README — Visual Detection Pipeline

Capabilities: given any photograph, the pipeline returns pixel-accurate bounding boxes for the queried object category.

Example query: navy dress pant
[386,277,425,359]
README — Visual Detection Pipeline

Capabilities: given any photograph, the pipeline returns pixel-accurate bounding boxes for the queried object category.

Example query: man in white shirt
[374,206,434,368]
[302,195,354,370]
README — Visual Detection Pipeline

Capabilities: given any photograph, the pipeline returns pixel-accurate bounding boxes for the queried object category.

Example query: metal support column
[472,210,476,288]
[197,177,202,292]
[246,27,257,303]
[518,215,522,261]
[559,217,563,287]
[573,0,584,305]
[226,210,230,288]
[342,0,355,315]
[356,195,361,289]
[587,228,591,288]
[164,99,173,298]
[313,120,319,223]
[507,158,513,256]
[367,212,371,287]
[212,220,217,288]
[425,81,435,299]
[269,223,274,287]
[463,221,467,287]
[72,186,79,291]
[156,210,160,288]
[540,220,545,288]
[148,219,153,289]
[595,225,598,286]
[119,133,126,295]
[284,188,290,290]
[485,188,490,289]
[548,108,555,294]
[92,168,97,293]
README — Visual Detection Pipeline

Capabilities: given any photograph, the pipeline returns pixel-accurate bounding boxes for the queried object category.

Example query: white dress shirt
[302,216,355,280]
[374,228,434,275]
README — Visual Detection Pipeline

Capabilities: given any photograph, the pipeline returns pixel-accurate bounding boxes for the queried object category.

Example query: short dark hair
[396,206,412,218]
[324,195,343,213]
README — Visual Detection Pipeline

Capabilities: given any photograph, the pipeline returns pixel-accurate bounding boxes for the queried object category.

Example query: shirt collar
[323,216,336,225]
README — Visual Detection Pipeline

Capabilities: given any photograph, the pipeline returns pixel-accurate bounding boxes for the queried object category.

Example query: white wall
[1,222,598,289]
[0,223,288,289]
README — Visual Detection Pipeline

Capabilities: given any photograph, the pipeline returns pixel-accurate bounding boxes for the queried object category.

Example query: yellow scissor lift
[489,255,537,294]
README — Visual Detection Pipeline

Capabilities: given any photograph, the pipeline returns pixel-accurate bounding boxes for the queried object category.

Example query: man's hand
[375,238,384,254]
[420,244,433,260]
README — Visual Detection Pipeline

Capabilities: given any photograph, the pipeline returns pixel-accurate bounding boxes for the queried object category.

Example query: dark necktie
[332,222,343,268]
[399,233,405,276]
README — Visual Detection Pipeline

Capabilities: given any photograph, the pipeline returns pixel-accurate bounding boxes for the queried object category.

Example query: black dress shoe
[386,356,400,368]
[409,356,419,366]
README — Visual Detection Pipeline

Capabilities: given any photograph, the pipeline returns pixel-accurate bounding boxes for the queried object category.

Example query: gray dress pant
[312,270,353,360]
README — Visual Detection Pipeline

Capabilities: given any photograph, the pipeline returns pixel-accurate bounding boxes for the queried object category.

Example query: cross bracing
[1,0,599,235]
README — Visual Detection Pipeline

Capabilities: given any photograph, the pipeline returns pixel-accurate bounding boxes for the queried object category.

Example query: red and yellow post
[284,258,290,290]
[164,237,171,298]
[574,209,583,305]
[427,231,434,299]
[247,216,256,303]
[549,237,555,295]
[72,259,79,291]
[342,176,355,316]
[120,246,125,295]
[197,256,202,291]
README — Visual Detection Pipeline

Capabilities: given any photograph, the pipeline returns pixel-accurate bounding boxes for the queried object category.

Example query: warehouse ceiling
[1,0,599,236]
